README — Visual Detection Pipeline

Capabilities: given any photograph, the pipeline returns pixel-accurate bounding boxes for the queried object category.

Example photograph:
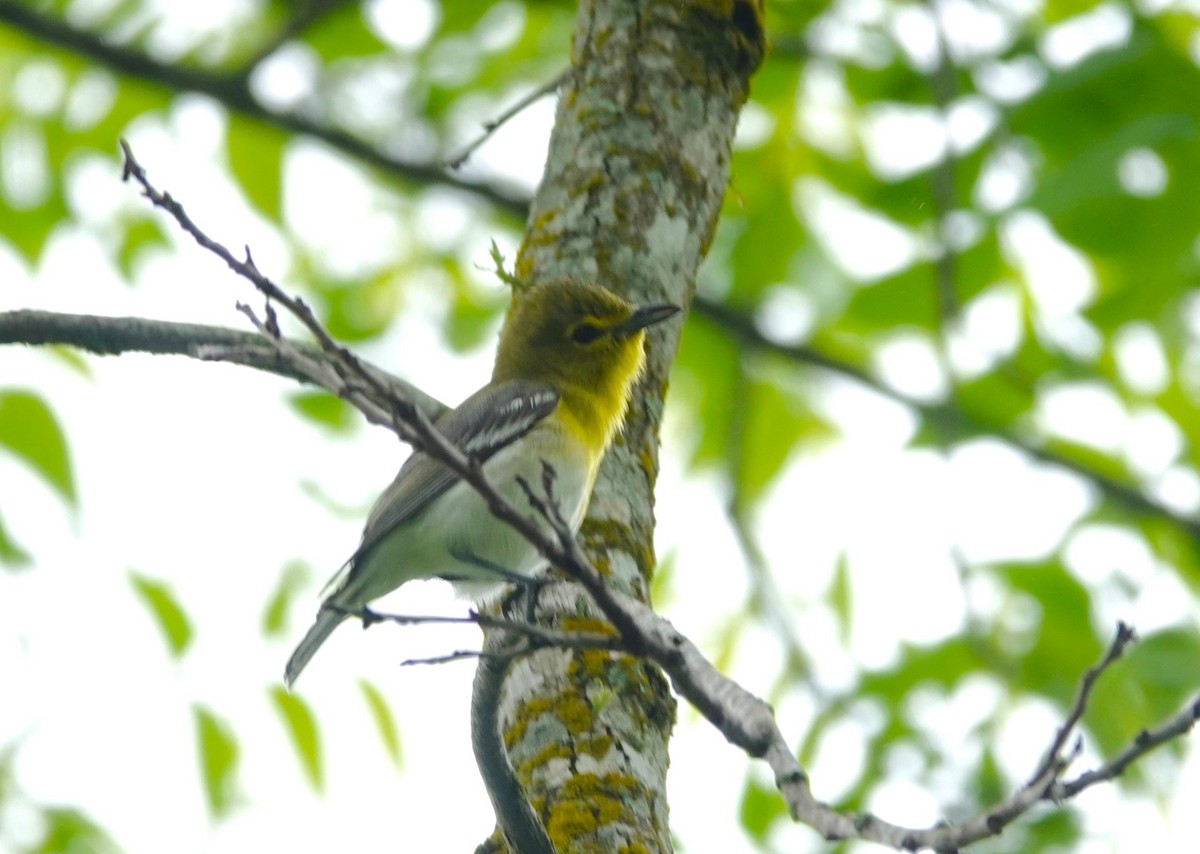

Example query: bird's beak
[615,303,681,336]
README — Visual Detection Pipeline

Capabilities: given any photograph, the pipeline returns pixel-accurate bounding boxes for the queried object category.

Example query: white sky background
[3,0,1200,851]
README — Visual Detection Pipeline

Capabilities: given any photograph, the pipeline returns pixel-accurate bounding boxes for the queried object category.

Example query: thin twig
[445,70,572,170]
[1030,622,1137,785]
[402,649,483,666]
[1054,691,1200,798]
[119,141,434,447]
[325,599,627,654]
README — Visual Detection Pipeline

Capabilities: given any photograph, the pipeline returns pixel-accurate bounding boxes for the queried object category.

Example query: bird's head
[492,279,680,442]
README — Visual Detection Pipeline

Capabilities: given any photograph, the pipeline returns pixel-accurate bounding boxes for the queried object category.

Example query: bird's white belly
[352,423,594,602]
[443,425,592,597]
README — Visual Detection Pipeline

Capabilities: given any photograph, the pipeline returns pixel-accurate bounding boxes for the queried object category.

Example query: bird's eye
[571,323,602,344]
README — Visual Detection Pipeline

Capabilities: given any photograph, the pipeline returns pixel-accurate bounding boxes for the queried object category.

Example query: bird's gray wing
[355,379,559,556]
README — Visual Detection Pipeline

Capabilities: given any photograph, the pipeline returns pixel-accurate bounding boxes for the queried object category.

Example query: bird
[284,279,680,686]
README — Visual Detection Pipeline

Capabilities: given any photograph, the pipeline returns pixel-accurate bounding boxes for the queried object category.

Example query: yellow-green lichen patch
[637,444,659,481]
[570,647,624,679]
[577,733,614,760]
[618,843,654,854]
[558,692,595,734]
[503,694,557,747]
[544,772,639,845]
[503,688,596,748]
[516,740,575,784]
[580,515,658,581]
[560,616,617,637]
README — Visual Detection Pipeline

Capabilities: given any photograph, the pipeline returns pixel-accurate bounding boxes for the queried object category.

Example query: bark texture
[486,1,765,851]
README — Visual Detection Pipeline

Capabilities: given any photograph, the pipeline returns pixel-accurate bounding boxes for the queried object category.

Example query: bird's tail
[284,608,343,688]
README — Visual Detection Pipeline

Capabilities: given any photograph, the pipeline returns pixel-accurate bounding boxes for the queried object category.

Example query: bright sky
[3,1,1200,851]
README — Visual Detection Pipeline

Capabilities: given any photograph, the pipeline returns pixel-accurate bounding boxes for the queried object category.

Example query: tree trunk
[479,1,765,850]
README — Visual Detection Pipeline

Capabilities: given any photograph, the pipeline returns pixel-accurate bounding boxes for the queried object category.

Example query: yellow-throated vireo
[284,279,680,685]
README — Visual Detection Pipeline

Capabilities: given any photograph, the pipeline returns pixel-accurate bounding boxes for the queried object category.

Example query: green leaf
[89,79,172,153]
[45,345,93,377]
[0,511,32,570]
[955,371,1036,434]
[305,4,390,60]
[1138,517,1200,589]
[33,807,121,854]
[0,390,76,506]
[359,679,403,766]
[129,571,194,659]
[858,637,989,699]
[1128,628,1200,703]
[1012,23,1200,322]
[443,275,506,352]
[738,777,787,841]
[672,314,741,469]
[287,390,356,433]
[998,561,1105,703]
[226,115,285,220]
[261,560,311,637]
[975,747,1006,808]
[1086,628,1200,757]
[0,186,69,262]
[270,686,324,791]
[736,373,833,504]
[728,177,807,292]
[116,216,170,278]
[193,705,240,818]
[318,277,397,343]
[1043,0,1104,23]
[1023,809,1083,849]
[828,553,851,645]
[843,268,940,334]
[649,548,676,608]
[1041,437,1131,485]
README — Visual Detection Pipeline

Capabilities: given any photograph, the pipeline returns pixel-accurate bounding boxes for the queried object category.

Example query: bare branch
[0,309,447,416]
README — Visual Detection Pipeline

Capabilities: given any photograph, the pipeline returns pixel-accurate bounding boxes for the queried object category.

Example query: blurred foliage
[25,807,122,854]
[270,687,324,792]
[129,570,195,659]
[287,389,358,433]
[262,559,314,637]
[3,0,1200,851]
[359,678,404,767]
[194,705,241,818]
[0,390,76,507]
[0,509,32,570]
